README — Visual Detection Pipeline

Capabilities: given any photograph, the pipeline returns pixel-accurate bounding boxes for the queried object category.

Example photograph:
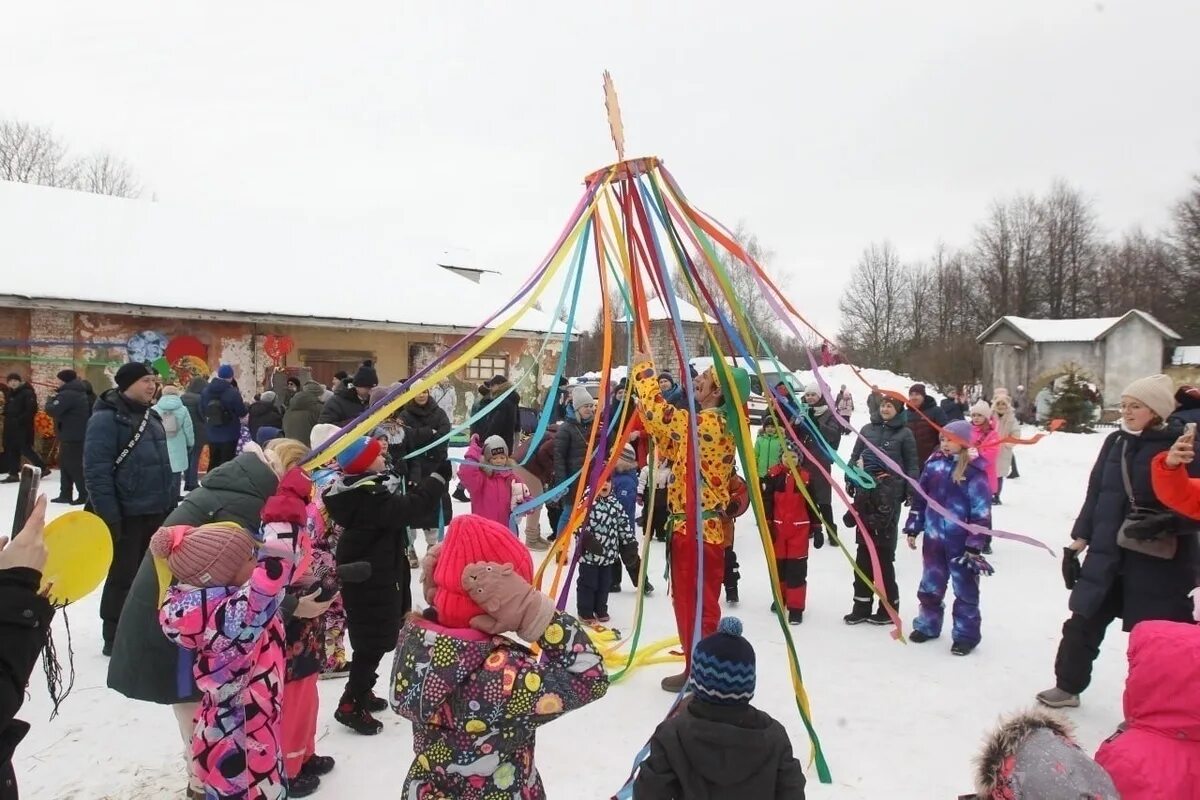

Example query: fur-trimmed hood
[972,710,1118,799]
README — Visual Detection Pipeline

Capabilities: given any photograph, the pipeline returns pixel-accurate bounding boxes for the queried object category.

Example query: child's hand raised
[462,562,555,641]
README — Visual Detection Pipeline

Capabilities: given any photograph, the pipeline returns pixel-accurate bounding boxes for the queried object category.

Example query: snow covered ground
[10,425,1126,800]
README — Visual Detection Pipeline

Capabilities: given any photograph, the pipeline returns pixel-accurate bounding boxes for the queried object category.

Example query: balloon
[39,511,113,606]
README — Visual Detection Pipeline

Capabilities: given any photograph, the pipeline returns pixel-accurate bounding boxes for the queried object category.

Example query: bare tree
[0,121,75,186]
[837,241,908,370]
[1168,175,1200,339]
[73,151,141,197]
[1040,180,1099,318]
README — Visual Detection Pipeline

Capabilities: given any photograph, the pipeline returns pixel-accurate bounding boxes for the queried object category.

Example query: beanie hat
[943,420,973,446]
[353,360,379,389]
[909,383,928,397]
[161,384,181,396]
[259,390,276,404]
[970,400,992,418]
[217,364,235,380]
[689,617,756,705]
[571,385,595,409]
[489,373,509,387]
[368,385,390,406]
[657,371,675,384]
[5,373,20,382]
[57,369,77,383]
[804,383,821,396]
[880,394,905,413]
[309,423,340,449]
[115,362,153,392]
[1121,374,1176,421]
[335,436,383,474]
[254,426,283,447]
[149,523,257,588]
[620,443,637,462]
[1177,385,1200,411]
[432,514,534,628]
[483,435,509,458]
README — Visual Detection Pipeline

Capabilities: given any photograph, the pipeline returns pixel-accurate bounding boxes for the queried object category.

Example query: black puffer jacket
[398,399,453,530]
[2,384,37,446]
[247,399,283,438]
[907,395,946,468]
[181,377,208,447]
[45,379,92,443]
[796,405,843,506]
[850,412,919,484]
[553,415,593,487]
[633,699,806,800]
[83,389,174,528]
[478,379,520,452]
[318,385,366,427]
[322,473,446,651]
[1069,423,1200,627]
[107,453,280,704]
[0,567,54,800]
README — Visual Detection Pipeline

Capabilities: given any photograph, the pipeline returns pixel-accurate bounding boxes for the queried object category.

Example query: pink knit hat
[149,523,257,587]
[431,514,533,628]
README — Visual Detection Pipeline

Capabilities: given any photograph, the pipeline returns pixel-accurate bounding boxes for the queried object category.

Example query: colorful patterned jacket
[160,474,312,800]
[580,494,635,567]
[391,611,608,800]
[632,360,735,545]
[902,450,992,551]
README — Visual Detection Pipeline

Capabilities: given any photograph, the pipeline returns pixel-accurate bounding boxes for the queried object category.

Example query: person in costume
[391,514,608,800]
[630,352,744,692]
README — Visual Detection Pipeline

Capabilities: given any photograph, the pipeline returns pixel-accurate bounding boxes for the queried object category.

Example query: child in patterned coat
[904,420,994,656]
[577,479,637,623]
[154,468,313,800]
[391,514,609,800]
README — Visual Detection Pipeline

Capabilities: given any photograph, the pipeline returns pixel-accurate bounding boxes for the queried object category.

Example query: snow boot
[1035,687,1080,709]
[365,691,389,713]
[525,530,550,551]
[843,601,872,625]
[452,483,470,503]
[301,755,336,777]
[641,581,655,596]
[725,585,739,604]
[51,495,73,505]
[788,610,804,626]
[991,494,1002,506]
[288,772,321,798]
[335,697,384,735]
[909,630,936,643]
[660,671,688,693]
[867,602,897,625]
[951,641,976,656]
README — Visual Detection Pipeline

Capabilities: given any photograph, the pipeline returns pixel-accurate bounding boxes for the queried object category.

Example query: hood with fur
[974,710,1118,799]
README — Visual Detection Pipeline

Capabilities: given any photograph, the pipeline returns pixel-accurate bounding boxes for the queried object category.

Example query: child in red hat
[391,513,609,799]
[322,435,452,734]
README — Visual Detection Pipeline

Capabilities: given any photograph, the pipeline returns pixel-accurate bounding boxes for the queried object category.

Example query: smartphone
[11,464,40,538]
[1186,422,1197,441]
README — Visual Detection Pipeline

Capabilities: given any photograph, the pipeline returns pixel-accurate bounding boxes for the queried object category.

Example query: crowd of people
[1,352,1199,800]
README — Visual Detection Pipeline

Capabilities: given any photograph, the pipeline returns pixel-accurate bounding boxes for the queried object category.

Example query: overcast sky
[3,1,1198,342]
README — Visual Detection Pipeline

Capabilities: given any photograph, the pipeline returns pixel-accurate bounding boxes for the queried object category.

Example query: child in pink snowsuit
[457,434,530,531]
[968,401,1001,496]
[156,468,313,800]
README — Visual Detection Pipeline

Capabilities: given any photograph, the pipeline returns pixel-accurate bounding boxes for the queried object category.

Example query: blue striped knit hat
[689,617,755,705]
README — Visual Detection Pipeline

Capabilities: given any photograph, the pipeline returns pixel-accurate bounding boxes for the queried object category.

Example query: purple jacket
[903,450,992,551]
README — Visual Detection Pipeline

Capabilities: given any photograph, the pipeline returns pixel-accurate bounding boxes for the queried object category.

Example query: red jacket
[1094,620,1200,799]
[1150,452,1200,520]
[763,465,811,559]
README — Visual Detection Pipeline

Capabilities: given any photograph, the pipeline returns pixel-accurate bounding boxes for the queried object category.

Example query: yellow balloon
[39,511,113,606]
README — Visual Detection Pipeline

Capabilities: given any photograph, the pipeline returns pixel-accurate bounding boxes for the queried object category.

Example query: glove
[434,461,453,484]
[812,527,825,549]
[844,482,857,500]
[1061,546,1082,590]
[462,562,556,641]
[955,548,995,576]
[261,468,313,525]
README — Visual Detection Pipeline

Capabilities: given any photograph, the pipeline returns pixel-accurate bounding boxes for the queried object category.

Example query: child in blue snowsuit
[904,420,994,656]
[609,443,654,594]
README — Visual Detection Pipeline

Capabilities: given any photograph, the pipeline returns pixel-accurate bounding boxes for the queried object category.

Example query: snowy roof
[977,310,1180,343]
[614,293,716,325]
[1173,345,1200,366]
[0,181,568,335]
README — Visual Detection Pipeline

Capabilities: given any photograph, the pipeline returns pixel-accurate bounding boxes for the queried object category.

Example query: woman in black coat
[1037,375,1199,709]
[397,391,453,552]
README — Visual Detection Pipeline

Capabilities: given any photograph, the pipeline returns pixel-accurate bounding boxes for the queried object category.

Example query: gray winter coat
[283,381,325,444]
[181,377,209,447]
[106,453,279,704]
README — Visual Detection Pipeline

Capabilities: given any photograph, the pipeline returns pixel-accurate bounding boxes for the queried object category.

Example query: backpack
[161,410,180,438]
[205,397,231,427]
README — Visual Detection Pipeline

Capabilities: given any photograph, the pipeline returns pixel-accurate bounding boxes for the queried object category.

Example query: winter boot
[951,641,976,656]
[51,495,73,505]
[641,580,655,596]
[660,671,688,693]
[788,610,804,625]
[1035,687,1080,709]
[843,601,872,625]
[909,630,936,643]
[365,691,389,713]
[452,483,470,503]
[867,602,897,626]
[525,529,550,551]
[288,772,321,798]
[725,585,739,604]
[335,697,384,735]
[991,494,1002,506]
[301,755,336,777]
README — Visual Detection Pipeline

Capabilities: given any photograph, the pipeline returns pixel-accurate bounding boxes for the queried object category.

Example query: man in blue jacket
[84,362,174,654]
[199,364,247,470]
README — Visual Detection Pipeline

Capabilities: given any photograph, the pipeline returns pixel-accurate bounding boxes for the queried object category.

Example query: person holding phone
[0,494,55,800]
[1151,423,1200,519]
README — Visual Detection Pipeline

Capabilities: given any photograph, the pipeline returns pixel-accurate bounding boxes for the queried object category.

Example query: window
[467,354,507,382]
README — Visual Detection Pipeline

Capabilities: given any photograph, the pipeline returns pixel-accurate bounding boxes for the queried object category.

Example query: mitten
[420,543,441,606]
[954,548,995,576]
[461,562,556,641]
[812,527,825,549]
[1061,546,1082,590]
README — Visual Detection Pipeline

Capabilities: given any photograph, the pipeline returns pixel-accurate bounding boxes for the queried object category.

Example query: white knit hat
[309,423,341,449]
[571,385,595,409]
[1121,374,1176,421]
[970,400,992,417]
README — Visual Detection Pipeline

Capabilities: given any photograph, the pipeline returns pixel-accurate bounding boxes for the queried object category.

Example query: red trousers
[670,530,725,668]
[772,519,811,613]
[281,674,319,779]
